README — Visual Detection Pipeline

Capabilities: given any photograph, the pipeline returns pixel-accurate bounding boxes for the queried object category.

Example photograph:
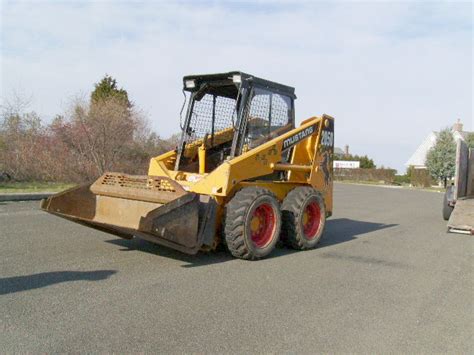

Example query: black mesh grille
[248,91,290,128]
[270,94,291,127]
[187,94,236,141]
[248,94,270,121]
[244,89,292,151]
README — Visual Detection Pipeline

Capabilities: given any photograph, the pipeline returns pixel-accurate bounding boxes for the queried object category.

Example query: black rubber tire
[281,187,326,250]
[443,190,454,221]
[224,187,281,260]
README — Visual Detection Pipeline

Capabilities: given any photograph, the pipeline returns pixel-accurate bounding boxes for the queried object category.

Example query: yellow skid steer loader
[41,72,335,260]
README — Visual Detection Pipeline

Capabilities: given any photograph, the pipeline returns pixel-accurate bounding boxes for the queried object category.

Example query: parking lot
[0,183,472,353]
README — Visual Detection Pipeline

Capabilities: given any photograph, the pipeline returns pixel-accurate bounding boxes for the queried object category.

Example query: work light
[232,75,241,84]
[185,79,196,89]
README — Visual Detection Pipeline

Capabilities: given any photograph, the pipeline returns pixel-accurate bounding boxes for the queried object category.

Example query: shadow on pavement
[320,218,397,247]
[0,270,116,295]
[106,218,396,266]
[106,238,234,267]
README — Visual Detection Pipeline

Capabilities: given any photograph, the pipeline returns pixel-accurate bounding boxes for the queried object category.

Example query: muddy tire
[224,187,281,260]
[281,187,326,250]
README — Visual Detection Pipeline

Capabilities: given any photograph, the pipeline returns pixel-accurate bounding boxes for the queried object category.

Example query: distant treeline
[0,76,178,183]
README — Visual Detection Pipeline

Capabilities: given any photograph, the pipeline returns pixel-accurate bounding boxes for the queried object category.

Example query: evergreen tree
[91,75,131,108]
[425,128,456,187]
[358,155,375,169]
[465,132,474,149]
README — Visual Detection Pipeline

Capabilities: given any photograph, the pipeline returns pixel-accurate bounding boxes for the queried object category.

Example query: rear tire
[224,187,281,260]
[281,187,326,250]
[443,188,454,221]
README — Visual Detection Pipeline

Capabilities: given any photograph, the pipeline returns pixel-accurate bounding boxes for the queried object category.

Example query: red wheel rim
[303,201,321,240]
[250,203,276,248]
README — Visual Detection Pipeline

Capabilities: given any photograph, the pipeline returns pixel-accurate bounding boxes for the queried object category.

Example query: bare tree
[0,90,33,124]
[0,89,181,183]
[0,92,48,181]
[55,96,151,179]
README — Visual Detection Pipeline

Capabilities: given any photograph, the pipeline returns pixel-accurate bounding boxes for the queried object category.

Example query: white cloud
[1,0,472,172]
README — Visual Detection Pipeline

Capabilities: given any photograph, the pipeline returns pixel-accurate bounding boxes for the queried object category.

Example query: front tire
[224,187,281,260]
[281,187,326,250]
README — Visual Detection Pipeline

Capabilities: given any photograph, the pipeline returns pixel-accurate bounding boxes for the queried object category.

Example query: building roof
[405,129,472,168]
[456,131,470,140]
[405,132,437,167]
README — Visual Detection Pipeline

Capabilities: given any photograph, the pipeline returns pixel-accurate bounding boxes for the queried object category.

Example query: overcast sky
[1,0,472,173]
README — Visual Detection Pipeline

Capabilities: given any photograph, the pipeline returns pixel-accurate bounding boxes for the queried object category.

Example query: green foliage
[91,75,131,108]
[393,174,410,185]
[334,153,375,168]
[410,168,432,188]
[466,132,474,149]
[395,165,416,185]
[0,181,75,193]
[333,168,395,183]
[425,128,456,185]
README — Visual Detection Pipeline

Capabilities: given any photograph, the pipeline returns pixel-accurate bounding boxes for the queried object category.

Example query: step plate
[90,173,186,204]
[448,198,474,234]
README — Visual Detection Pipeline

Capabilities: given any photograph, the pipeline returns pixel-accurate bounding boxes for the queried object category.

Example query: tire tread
[281,186,325,250]
[224,187,280,260]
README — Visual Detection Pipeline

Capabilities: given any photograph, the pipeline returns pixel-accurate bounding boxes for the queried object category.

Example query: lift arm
[189,115,334,198]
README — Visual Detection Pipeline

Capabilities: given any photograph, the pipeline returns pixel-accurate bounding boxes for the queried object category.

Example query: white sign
[333,160,360,169]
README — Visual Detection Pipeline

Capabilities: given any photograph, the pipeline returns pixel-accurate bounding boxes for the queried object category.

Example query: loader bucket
[41,173,212,254]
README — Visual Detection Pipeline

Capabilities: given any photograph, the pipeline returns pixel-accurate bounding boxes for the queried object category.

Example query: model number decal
[321,130,334,147]
[282,124,317,150]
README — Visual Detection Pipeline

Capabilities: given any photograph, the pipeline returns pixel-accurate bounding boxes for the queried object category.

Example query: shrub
[410,168,432,188]
[334,168,396,183]
[1,94,176,183]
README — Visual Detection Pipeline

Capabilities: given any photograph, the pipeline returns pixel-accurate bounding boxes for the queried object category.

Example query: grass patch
[0,182,76,193]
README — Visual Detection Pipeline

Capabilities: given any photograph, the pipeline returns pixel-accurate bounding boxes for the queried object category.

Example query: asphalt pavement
[0,183,472,353]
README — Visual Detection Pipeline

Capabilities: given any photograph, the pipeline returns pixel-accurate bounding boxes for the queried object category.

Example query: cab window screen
[187,93,236,142]
[245,88,292,149]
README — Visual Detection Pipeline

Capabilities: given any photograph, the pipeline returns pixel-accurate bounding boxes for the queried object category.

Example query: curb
[0,192,54,202]
[334,181,402,189]
[334,181,444,193]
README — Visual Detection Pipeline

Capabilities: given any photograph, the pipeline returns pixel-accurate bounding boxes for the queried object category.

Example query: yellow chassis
[149,115,334,215]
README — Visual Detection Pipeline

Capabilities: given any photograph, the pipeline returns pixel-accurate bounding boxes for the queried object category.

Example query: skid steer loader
[41,72,335,260]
